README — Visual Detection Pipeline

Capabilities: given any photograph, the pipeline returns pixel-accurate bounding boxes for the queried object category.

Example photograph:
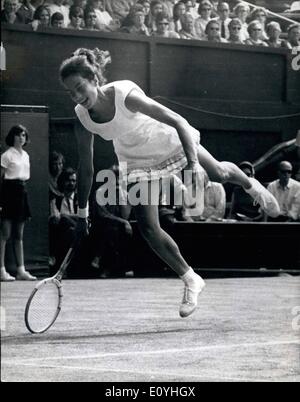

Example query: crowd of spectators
[1,0,300,50]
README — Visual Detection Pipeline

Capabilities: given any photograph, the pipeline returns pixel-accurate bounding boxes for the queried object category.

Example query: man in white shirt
[266,161,300,221]
[216,1,231,40]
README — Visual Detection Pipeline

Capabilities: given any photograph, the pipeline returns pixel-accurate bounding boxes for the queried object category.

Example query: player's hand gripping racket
[24,246,75,334]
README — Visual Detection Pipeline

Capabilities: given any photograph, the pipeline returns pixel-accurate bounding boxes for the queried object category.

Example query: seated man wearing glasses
[266,161,300,222]
[152,12,180,37]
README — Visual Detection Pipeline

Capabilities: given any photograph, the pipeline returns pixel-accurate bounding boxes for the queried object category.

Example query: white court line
[1,361,275,382]
[2,339,300,364]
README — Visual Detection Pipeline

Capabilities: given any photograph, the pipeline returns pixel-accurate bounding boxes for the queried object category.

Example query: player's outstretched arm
[75,120,94,235]
[124,89,198,168]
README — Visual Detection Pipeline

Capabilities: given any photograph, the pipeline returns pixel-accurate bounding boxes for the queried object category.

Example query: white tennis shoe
[246,178,280,218]
[179,275,206,318]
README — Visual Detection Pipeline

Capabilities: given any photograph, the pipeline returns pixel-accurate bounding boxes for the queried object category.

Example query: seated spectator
[179,12,198,39]
[159,175,193,227]
[249,7,268,40]
[89,165,133,278]
[146,0,165,33]
[170,0,186,33]
[233,2,249,41]
[194,0,213,39]
[1,0,27,24]
[49,167,79,269]
[49,150,65,201]
[47,0,70,27]
[67,5,84,29]
[105,0,133,25]
[86,0,119,31]
[227,17,245,44]
[152,12,180,38]
[181,0,196,19]
[137,0,151,17]
[120,4,150,35]
[195,171,226,221]
[83,6,99,30]
[216,1,231,40]
[266,21,283,48]
[161,0,177,20]
[51,11,65,28]
[266,161,300,222]
[204,19,228,43]
[281,23,300,50]
[18,0,34,21]
[30,5,51,30]
[245,20,268,47]
[229,161,263,221]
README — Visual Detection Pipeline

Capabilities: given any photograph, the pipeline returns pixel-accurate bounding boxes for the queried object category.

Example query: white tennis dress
[75,80,200,182]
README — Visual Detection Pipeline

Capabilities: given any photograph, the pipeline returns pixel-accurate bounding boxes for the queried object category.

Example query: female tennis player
[0,125,37,281]
[59,48,279,317]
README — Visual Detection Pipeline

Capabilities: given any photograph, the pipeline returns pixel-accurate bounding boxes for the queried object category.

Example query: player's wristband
[78,207,89,219]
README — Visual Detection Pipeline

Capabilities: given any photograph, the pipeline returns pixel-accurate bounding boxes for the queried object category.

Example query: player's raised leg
[196,144,280,218]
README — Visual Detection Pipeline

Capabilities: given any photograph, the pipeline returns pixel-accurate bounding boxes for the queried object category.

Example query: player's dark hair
[59,48,111,85]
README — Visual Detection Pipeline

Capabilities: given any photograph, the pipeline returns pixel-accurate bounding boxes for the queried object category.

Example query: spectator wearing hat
[281,23,300,50]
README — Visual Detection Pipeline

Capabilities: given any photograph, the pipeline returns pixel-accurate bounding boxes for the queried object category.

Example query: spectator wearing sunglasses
[204,19,228,43]
[245,20,268,47]
[68,6,84,29]
[249,7,268,40]
[227,17,244,44]
[266,161,300,222]
[152,12,179,38]
[195,0,213,39]
[233,2,249,41]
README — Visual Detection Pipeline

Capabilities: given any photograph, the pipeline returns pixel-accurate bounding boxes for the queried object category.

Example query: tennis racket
[24,247,75,334]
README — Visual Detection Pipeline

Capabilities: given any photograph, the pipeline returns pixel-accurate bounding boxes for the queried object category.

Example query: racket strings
[27,282,60,333]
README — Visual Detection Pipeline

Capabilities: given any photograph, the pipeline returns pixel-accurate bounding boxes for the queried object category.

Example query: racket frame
[24,247,74,334]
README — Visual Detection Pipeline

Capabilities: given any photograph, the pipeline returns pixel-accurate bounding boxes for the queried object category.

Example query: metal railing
[240,0,298,24]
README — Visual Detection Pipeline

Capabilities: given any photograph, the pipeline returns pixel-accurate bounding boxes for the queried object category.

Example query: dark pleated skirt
[1,179,31,221]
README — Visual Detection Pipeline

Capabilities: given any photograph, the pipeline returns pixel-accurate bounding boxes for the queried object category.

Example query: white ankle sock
[180,267,199,288]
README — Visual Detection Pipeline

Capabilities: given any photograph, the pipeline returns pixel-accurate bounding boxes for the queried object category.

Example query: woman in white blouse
[0,125,36,281]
